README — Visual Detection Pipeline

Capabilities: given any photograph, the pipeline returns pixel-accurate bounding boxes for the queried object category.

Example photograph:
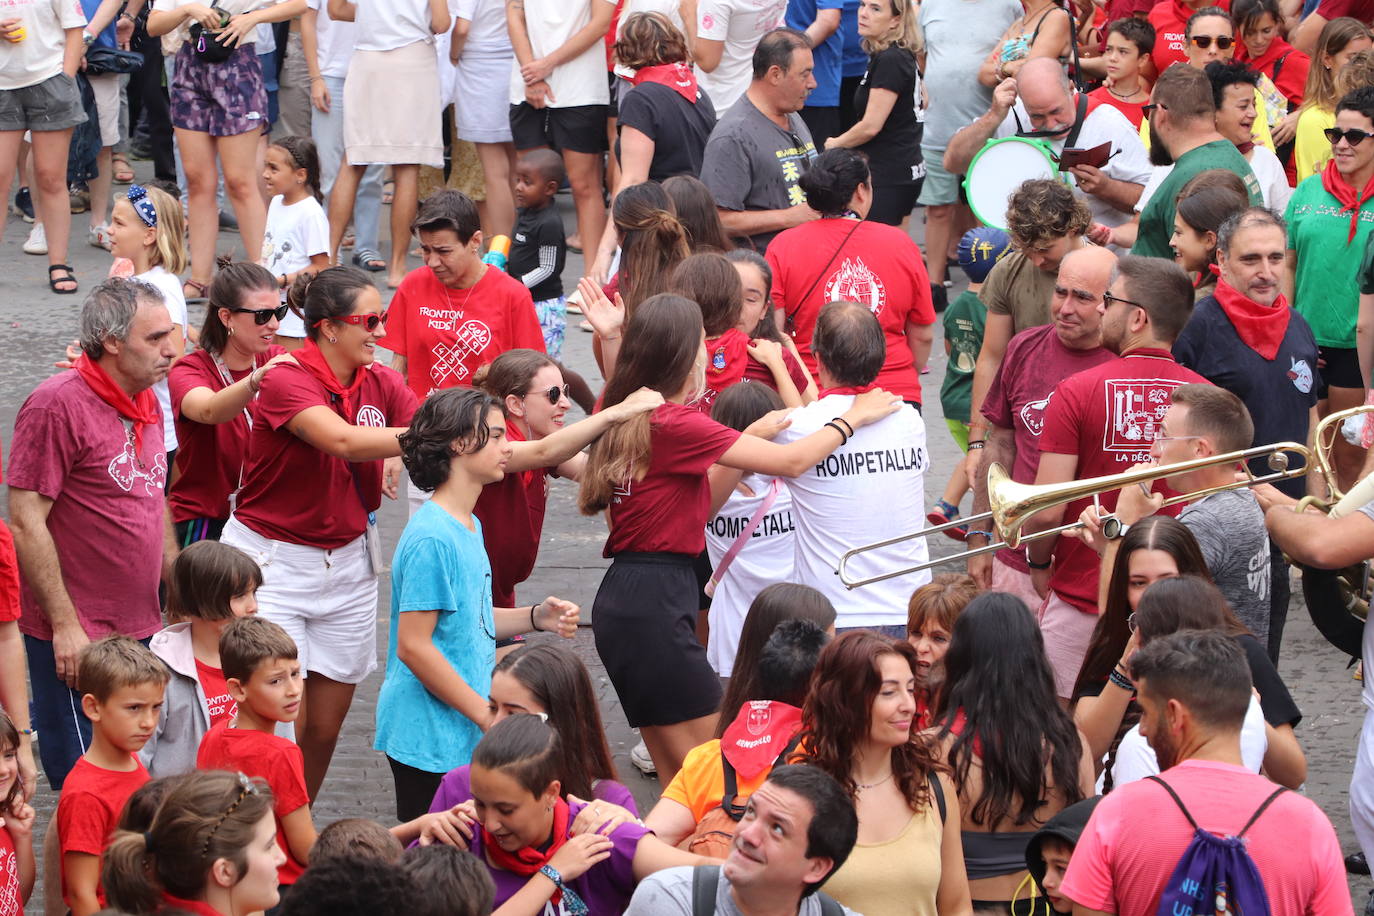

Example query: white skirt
[454,49,515,144]
[343,42,444,167]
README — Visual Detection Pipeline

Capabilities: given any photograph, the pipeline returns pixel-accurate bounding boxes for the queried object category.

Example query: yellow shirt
[1138,88,1275,151]
[1295,105,1336,184]
[822,804,944,916]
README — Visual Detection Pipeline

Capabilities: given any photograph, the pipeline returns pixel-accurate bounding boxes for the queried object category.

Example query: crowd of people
[7,0,1374,910]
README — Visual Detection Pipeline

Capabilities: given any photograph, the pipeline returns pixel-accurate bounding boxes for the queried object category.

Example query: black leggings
[388,755,447,823]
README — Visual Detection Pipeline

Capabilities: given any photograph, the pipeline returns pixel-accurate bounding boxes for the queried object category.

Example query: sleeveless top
[822,802,943,916]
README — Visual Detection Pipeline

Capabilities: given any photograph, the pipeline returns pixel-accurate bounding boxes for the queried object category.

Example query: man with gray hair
[773,301,927,633]
[8,278,178,789]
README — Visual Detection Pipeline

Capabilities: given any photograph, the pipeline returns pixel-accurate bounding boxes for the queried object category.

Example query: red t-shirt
[982,326,1114,572]
[384,266,547,401]
[1149,0,1231,72]
[234,362,417,548]
[766,220,936,402]
[1061,760,1349,915]
[605,403,743,556]
[690,329,813,411]
[0,438,13,625]
[1315,0,1374,24]
[1088,86,1147,129]
[1237,38,1310,107]
[473,423,550,608]
[1038,348,1209,613]
[56,755,150,906]
[194,658,236,727]
[8,372,166,641]
[0,822,18,916]
[196,723,309,885]
[168,347,287,523]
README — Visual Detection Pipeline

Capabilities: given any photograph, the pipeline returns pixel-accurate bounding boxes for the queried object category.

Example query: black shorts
[867,179,924,226]
[509,102,609,154]
[1318,345,1362,395]
[592,552,723,728]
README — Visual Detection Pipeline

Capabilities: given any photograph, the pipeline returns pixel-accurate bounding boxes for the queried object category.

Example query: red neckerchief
[294,339,368,419]
[482,799,575,905]
[1321,158,1374,244]
[1209,268,1291,360]
[1237,139,1255,155]
[73,353,160,454]
[1238,37,1302,100]
[631,61,698,103]
[160,892,226,916]
[721,701,804,779]
[818,384,877,397]
[706,329,753,393]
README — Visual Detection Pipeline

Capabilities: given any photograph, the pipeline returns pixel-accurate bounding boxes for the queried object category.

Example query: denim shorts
[0,72,87,132]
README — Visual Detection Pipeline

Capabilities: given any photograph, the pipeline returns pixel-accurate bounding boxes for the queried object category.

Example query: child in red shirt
[57,636,169,916]
[0,711,36,916]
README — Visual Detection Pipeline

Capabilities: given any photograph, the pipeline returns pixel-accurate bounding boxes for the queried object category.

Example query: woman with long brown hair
[578,294,900,784]
[795,631,971,916]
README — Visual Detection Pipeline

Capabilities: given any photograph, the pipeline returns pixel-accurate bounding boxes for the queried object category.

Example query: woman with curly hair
[794,631,971,916]
[931,592,1093,913]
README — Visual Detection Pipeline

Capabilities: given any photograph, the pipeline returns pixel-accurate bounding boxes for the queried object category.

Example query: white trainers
[22,222,47,255]
[630,739,656,776]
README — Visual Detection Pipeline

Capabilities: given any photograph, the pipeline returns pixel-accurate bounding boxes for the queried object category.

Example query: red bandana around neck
[73,353,160,454]
[159,893,226,916]
[1209,269,1291,360]
[631,61,698,103]
[482,799,575,904]
[818,383,878,398]
[294,339,369,420]
[721,701,804,778]
[1321,159,1374,244]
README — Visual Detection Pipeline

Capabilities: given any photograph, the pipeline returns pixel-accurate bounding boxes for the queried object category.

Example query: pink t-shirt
[1061,759,1351,916]
[8,372,166,641]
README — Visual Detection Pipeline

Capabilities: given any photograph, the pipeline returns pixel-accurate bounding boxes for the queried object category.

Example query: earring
[227,326,234,336]
[328,336,338,344]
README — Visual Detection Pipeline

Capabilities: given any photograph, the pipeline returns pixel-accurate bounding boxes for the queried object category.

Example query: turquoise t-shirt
[375,501,495,773]
[1285,173,1374,348]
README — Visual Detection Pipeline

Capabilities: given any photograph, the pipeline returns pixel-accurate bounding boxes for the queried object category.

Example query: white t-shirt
[455,0,512,54]
[694,0,787,114]
[1248,144,1292,212]
[507,0,616,107]
[262,195,330,338]
[1134,164,1172,213]
[136,266,189,453]
[1103,695,1268,791]
[306,0,357,79]
[776,395,930,628]
[0,0,87,91]
[703,474,796,677]
[151,0,275,52]
[353,0,435,52]
[994,99,1153,230]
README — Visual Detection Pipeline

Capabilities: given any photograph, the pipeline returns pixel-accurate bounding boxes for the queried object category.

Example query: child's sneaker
[926,499,968,542]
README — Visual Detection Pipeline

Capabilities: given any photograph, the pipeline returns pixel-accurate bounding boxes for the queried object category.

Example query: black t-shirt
[509,204,566,302]
[1173,296,1321,499]
[615,81,718,182]
[853,45,924,187]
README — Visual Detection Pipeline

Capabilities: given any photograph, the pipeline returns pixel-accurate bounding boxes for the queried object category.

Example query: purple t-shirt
[427,765,639,817]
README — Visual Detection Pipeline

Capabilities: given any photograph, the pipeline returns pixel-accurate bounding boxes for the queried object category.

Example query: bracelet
[1108,666,1135,692]
[309,75,324,82]
[966,529,993,541]
[247,368,262,394]
[18,728,33,737]
[824,420,850,444]
[968,440,986,450]
[119,11,135,22]
[598,333,620,342]
[538,864,565,891]
[1026,554,1052,571]
[833,416,855,437]
[529,604,539,632]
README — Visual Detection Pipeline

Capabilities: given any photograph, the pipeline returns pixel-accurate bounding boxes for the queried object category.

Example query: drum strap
[1013,92,1088,148]
[785,219,863,336]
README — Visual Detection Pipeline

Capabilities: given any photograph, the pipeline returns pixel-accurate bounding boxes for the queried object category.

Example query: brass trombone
[837,441,1313,590]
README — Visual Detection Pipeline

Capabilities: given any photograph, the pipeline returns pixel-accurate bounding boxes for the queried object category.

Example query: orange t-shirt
[661,739,772,822]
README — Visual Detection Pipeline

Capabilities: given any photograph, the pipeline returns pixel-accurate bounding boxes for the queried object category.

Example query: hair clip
[127,185,157,228]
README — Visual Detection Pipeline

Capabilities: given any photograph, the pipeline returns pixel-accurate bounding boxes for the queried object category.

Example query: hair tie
[127,185,157,228]
[143,832,155,853]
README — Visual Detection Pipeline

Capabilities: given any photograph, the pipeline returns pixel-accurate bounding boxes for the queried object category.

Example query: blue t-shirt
[839,0,867,78]
[786,0,844,106]
[79,0,116,49]
[374,501,496,773]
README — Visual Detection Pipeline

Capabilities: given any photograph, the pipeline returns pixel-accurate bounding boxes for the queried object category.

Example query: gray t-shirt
[1179,490,1272,641]
[626,866,861,916]
[917,0,1021,151]
[700,94,818,252]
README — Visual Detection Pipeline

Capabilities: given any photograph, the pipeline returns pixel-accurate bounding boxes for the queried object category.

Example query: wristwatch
[82,30,95,45]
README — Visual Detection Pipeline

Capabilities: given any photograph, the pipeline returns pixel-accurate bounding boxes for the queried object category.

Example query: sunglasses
[1141,102,1165,117]
[230,305,290,325]
[1102,290,1144,309]
[316,312,386,332]
[526,384,570,405]
[1189,34,1233,49]
[1325,127,1374,146]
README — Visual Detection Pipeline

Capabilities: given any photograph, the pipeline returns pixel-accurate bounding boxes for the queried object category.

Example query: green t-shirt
[1132,141,1263,259]
[940,289,987,424]
[1288,174,1374,348]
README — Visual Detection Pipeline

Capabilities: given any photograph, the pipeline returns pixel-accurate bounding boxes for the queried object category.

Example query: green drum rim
[962,136,1060,231]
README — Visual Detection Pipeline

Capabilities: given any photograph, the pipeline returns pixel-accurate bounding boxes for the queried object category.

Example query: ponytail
[613,182,689,316]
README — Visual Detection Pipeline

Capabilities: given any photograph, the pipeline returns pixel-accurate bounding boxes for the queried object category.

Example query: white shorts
[1037,589,1099,700]
[88,72,120,147]
[1352,710,1374,860]
[221,516,379,684]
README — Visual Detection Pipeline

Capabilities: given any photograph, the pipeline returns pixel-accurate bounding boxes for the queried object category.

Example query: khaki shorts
[88,72,120,146]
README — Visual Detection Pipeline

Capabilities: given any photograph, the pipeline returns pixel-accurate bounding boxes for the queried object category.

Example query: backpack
[691,865,845,916]
[678,737,802,857]
[1148,775,1287,916]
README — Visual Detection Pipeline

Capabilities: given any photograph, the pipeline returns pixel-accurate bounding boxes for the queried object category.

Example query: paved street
[2,172,1370,912]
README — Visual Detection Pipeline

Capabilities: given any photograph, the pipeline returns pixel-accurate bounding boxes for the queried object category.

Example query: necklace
[855,771,894,790]
[1107,83,1142,100]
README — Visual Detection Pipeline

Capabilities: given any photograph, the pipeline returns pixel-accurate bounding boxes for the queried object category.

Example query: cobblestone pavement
[2,173,1368,912]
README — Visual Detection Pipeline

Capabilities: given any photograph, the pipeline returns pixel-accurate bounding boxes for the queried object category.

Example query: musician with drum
[944,58,1151,236]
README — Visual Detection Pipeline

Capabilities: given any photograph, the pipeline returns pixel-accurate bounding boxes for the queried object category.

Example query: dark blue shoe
[13,186,33,222]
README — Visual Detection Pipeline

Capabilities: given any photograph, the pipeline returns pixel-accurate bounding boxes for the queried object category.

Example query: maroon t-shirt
[234,361,418,548]
[8,372,166,640]
[604,403,742,557]
[1315,0,1374,24]
[1039,348,1209,613]
[474,423,549,608]
[982,326,1114,572]
[168,346,287,523]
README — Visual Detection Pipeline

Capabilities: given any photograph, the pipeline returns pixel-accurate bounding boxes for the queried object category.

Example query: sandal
[183,278,209,302]
[47,263,78,295]
[382,178,395,205]
[112,154,134,184]
[351,248,386,272]
[926,499,968,542]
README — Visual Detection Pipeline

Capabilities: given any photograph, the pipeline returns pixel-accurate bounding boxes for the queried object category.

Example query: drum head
[963,138,1060,232]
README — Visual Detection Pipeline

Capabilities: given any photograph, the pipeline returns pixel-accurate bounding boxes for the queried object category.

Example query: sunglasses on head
[1326,127,1374,146]
[230,305,290,325]
[315,312,386,332]
[526,384,570,405]
[1189,34,1233,48]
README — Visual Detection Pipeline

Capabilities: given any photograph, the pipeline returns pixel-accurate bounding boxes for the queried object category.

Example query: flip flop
[183,278,209,303]
[112,154,134,184]
[48,263,78,294]
[352,249,386,272]
[382,179,395,205]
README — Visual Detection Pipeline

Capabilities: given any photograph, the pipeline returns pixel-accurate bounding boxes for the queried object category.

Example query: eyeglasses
[1325,127,1374,146]
[1141,102,1165,117]
[1101,290,1143,309]
[1127,612,1138,633]
[201,772,259,858]
[1152,434,1204,445]
[1189,34,1234,49]
[315,312,386,332]
[230,305,290,325]
[525,384,570,405]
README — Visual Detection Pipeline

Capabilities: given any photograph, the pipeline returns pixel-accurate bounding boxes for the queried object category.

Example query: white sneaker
[630,739,656,775]
[22,222,47,255]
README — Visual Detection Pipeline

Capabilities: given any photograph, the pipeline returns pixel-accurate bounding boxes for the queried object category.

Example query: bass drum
[962,137,1060,232]
[1297,471,1374,660]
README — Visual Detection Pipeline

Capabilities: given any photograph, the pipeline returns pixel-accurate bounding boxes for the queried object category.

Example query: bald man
[945,58,1151,234]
